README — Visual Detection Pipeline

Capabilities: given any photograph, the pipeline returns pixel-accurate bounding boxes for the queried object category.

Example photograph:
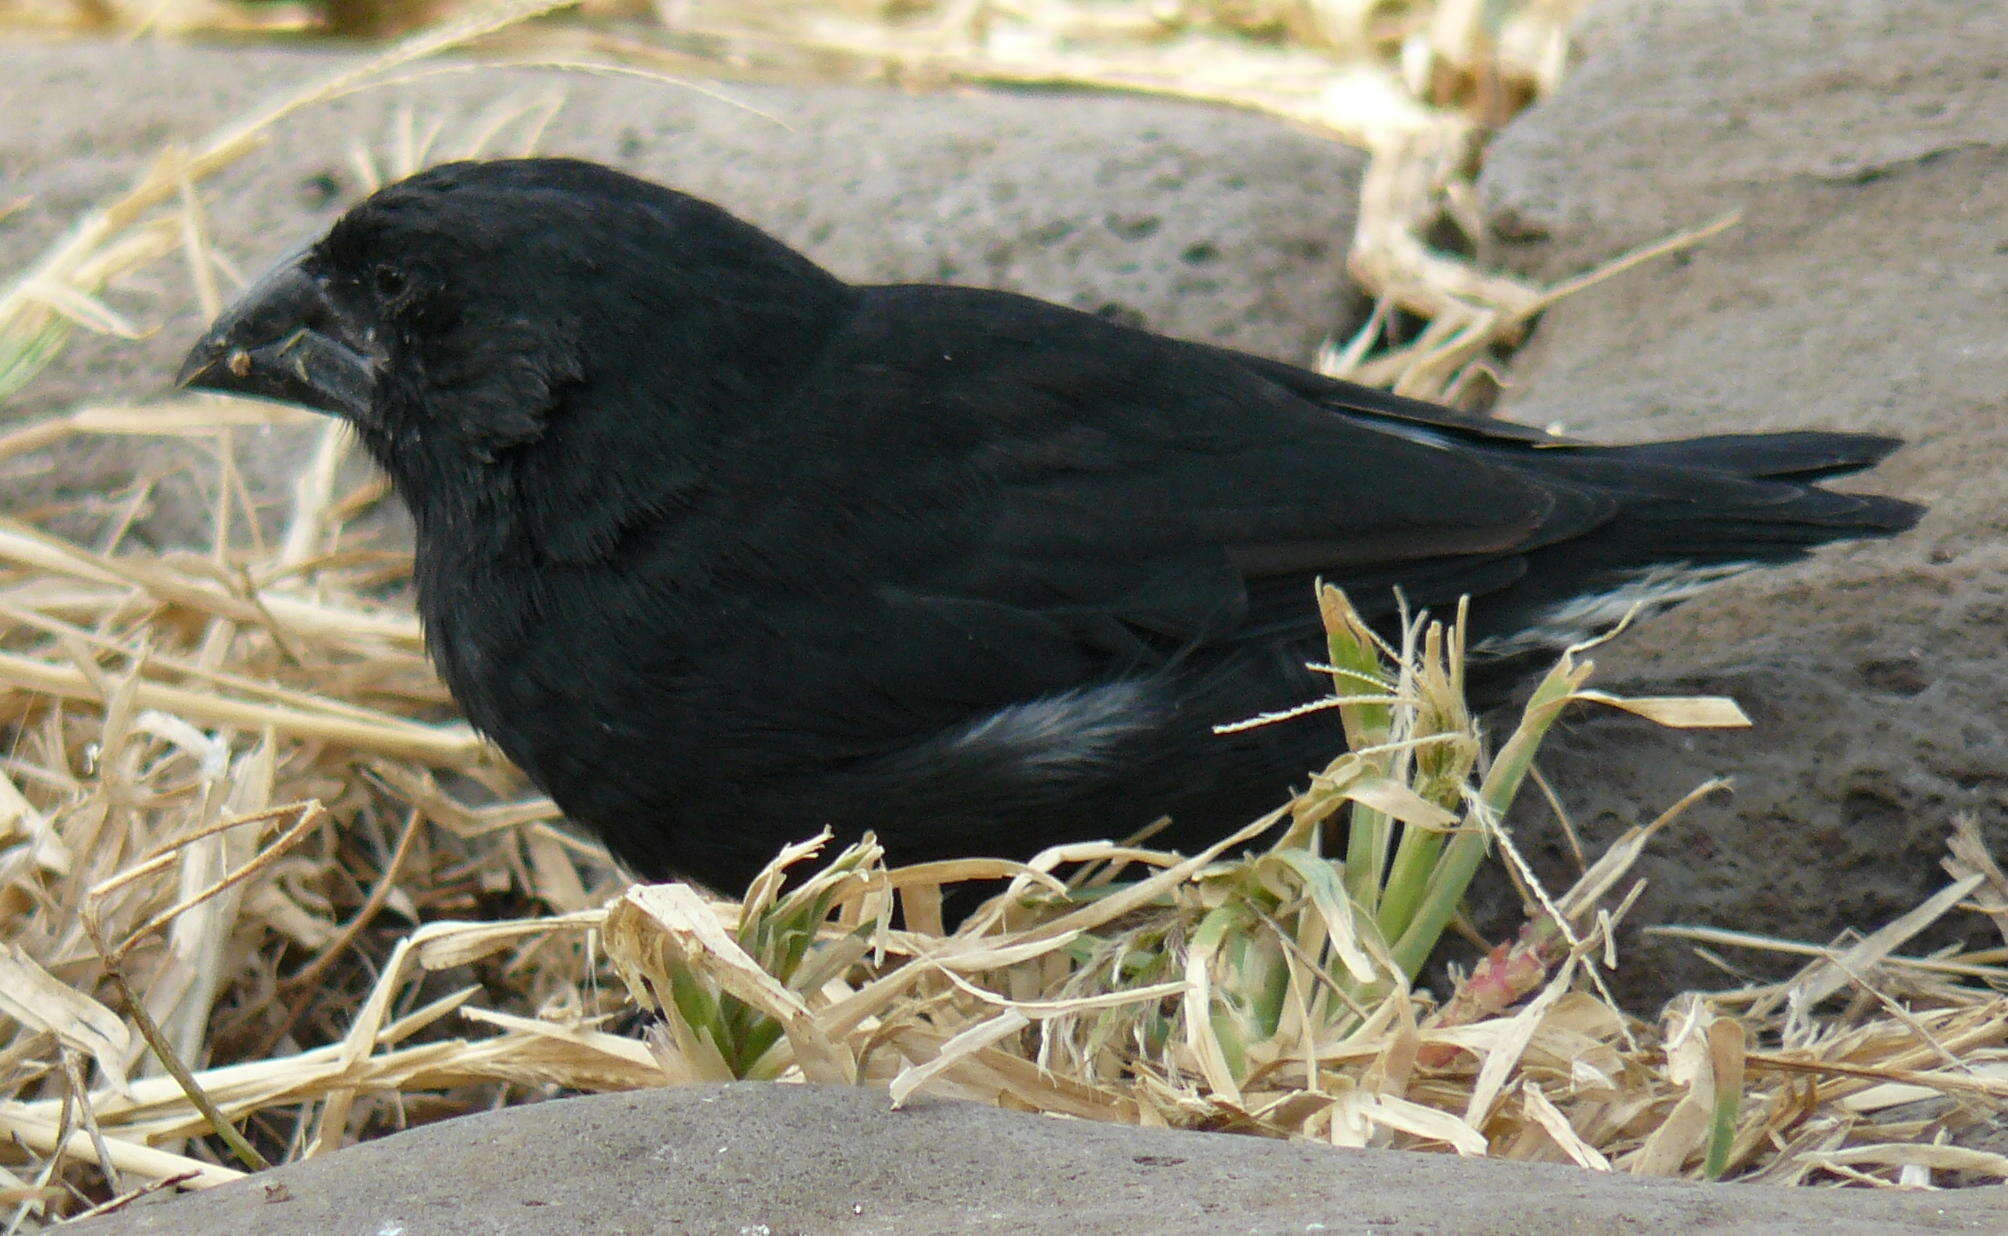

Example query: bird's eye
[372,265,408,299]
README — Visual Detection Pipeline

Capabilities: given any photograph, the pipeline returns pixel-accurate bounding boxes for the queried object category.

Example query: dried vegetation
[0,0,2002,1224]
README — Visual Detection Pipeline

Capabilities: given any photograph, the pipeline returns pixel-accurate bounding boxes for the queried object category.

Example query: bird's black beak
[176,248,380,422]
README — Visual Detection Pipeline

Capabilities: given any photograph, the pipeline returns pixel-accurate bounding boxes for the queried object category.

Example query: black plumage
[178,158,1922,892]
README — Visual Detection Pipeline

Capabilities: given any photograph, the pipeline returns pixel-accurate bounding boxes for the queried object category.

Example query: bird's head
[179,158,847,538]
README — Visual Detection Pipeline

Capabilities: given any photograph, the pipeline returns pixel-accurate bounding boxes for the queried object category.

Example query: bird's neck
[497,273,859,567]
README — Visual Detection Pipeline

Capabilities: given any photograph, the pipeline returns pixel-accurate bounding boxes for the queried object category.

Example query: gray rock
[1481,0,2008,276]
[65,1084,2008,1233]
[1474,0,2007,1002]
[0,40,1366,546]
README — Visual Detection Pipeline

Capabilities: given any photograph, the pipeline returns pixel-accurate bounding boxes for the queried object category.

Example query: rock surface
[65,1084,2008,1234]
[1473,0,2008,1002]
[0,40,1365,545]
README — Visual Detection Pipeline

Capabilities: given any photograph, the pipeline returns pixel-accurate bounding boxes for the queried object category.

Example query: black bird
[178,158,1922,893]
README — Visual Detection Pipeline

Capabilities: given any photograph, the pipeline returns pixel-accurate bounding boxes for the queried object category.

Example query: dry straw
[0,0,2002,1223]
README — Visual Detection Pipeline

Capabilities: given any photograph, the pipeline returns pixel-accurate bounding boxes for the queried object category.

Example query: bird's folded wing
[802,285,1616,668]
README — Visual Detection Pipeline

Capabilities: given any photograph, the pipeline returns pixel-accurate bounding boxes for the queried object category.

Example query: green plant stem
[1343,800,1393,914]
[1388,658,1585,979]
[1323,586,1394,912]
[1373,823,1445,944]
[1705,1085,1740,1179]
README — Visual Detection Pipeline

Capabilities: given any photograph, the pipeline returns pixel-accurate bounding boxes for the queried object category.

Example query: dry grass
[0,0,2003,1226]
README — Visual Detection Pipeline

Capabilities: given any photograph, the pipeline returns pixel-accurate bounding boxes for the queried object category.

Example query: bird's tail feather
[1612,430,1905,483]
[1538,430,1925,563]
[1472,432,1924,656]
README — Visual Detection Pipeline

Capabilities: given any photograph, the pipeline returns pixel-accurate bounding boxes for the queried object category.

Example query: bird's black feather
[179,158,1924,892]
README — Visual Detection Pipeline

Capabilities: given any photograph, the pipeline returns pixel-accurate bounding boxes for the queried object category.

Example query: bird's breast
[415,542,710,805]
